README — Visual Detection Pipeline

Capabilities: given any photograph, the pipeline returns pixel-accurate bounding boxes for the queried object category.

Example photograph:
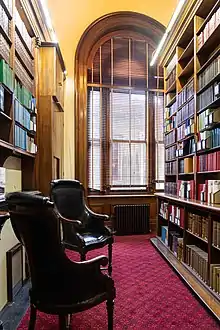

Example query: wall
[46,0,177,178]
[0,157,22,310]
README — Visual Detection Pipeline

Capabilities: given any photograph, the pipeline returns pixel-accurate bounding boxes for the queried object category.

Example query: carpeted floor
[18,235,220,329]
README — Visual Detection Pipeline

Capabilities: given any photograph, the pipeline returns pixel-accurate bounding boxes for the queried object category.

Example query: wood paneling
[88,194,157,232]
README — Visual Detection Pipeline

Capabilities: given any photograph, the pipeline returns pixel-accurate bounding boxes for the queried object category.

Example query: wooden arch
[74,11,165,189]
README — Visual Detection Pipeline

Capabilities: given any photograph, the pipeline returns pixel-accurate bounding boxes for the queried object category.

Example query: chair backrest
[50,180,87,224]
[6,192,70,293]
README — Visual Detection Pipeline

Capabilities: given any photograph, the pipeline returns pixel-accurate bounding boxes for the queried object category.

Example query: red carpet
[18,235,220,329]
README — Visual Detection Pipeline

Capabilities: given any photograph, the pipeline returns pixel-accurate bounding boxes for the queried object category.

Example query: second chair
[50,179,114,276]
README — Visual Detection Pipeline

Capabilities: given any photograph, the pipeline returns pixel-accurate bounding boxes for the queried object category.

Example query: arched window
[75,12,165,194]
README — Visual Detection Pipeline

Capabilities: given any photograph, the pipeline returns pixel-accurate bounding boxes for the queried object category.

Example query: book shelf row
[158,196,220,296]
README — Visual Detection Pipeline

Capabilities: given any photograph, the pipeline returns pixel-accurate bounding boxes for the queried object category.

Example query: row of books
[15,79,36,111]
[165,145,176,161]
[176,98,194,126]
[177,79,194,108]
[177,118,194,140]
[0,3,11,37]
[15,31,34,75]
[15,8,32,53]
[177,180,194,200]
[165,129,176,147]
[165,160,177,175]
[161,225,168,245]
[14,124,36,153]
[0,59,13,91]
[197,151,220,172]
[166,54,177,78]
[169,232,183,261]
[14,99,36,132]
[213,220,220,248]
[210,264,220,294]
[198,55,220,91]
[168,205,184,228]
[165,93,176,107]
[185,245,208,283]
[0,167,5,201]
[197,6,220,50]
[197,127,220,151]
[165,182,177,195]
[166,67,176,90]
[164,117,176,134]
[159,201,169,220]
[176,138,195,157]
[179,157,193,174]
[2,0,12,16]
[197,107,220,131]
[0,33,10,64]
[15,56,34,94]
[187,213,208,241]
[164,100,177,119]
[197,82,220,111]
[197,180,220,204]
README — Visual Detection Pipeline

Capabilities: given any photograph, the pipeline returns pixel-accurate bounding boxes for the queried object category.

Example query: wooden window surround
[74,12,165,195]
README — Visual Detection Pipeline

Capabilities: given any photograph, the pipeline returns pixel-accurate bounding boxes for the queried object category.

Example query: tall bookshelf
[0,0,38,190]
[152,0,220,321]
[0,0,65,192]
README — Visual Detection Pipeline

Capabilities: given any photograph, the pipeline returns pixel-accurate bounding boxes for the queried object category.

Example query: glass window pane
[131,92,146,140]
[111,90,129,140]
[111,142,130,186]
[131,143,147,186]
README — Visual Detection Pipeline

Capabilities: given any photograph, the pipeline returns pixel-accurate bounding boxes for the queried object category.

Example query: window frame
[74,12,165,195]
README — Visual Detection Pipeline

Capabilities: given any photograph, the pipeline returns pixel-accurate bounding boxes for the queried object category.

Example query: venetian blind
[87,36,163,192]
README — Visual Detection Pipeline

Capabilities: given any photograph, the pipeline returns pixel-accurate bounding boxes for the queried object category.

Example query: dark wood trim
[75,12,165,191]
[155,192,220,214]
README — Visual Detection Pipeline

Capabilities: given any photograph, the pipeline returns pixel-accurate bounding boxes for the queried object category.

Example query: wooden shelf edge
[196,0,220,37]
[15,26,34,60]
[165,95,176,108]
[165,81,176,94]
[151,237,220,322]
[197,97,220,115]
[155,193,220,213]
[197,24,220,56]
[0,0,12,19]
[15,49,34,80]
[197,72,220,96]
[178,38,194,63]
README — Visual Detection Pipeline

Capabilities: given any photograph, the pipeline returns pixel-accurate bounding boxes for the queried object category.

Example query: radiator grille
[113,204,150,235]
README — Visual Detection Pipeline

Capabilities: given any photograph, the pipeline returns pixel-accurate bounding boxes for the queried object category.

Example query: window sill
[87,193,155,198]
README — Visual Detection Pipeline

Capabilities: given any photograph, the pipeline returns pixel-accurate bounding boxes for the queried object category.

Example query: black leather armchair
[50,180,114,276]
[6,192,116,330]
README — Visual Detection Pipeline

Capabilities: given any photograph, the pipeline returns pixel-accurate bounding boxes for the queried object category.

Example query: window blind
[87,36,164,192]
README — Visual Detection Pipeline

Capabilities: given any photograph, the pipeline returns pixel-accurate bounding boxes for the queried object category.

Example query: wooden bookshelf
[154,0,220,319]
[36,43,66,195]
[0,0,65,192]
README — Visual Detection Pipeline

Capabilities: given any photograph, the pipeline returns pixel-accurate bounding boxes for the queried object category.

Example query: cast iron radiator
[113,204,150,235]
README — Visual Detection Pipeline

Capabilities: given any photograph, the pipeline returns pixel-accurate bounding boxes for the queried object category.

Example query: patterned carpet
[18,235,220,329]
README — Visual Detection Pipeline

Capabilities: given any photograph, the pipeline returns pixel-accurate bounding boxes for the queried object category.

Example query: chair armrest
[75,255,108,268]
[55,209,83,228]
[86,205,109,222]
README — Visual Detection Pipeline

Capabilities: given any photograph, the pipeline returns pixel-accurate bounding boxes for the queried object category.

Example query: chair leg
[80,252,86,261]
[59,315,72,330]
[108,243,113,276]
[106,299,114,330]
[28,304,37,330]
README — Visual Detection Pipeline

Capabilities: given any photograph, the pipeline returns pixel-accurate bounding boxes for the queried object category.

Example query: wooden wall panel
[87,195,157,232]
